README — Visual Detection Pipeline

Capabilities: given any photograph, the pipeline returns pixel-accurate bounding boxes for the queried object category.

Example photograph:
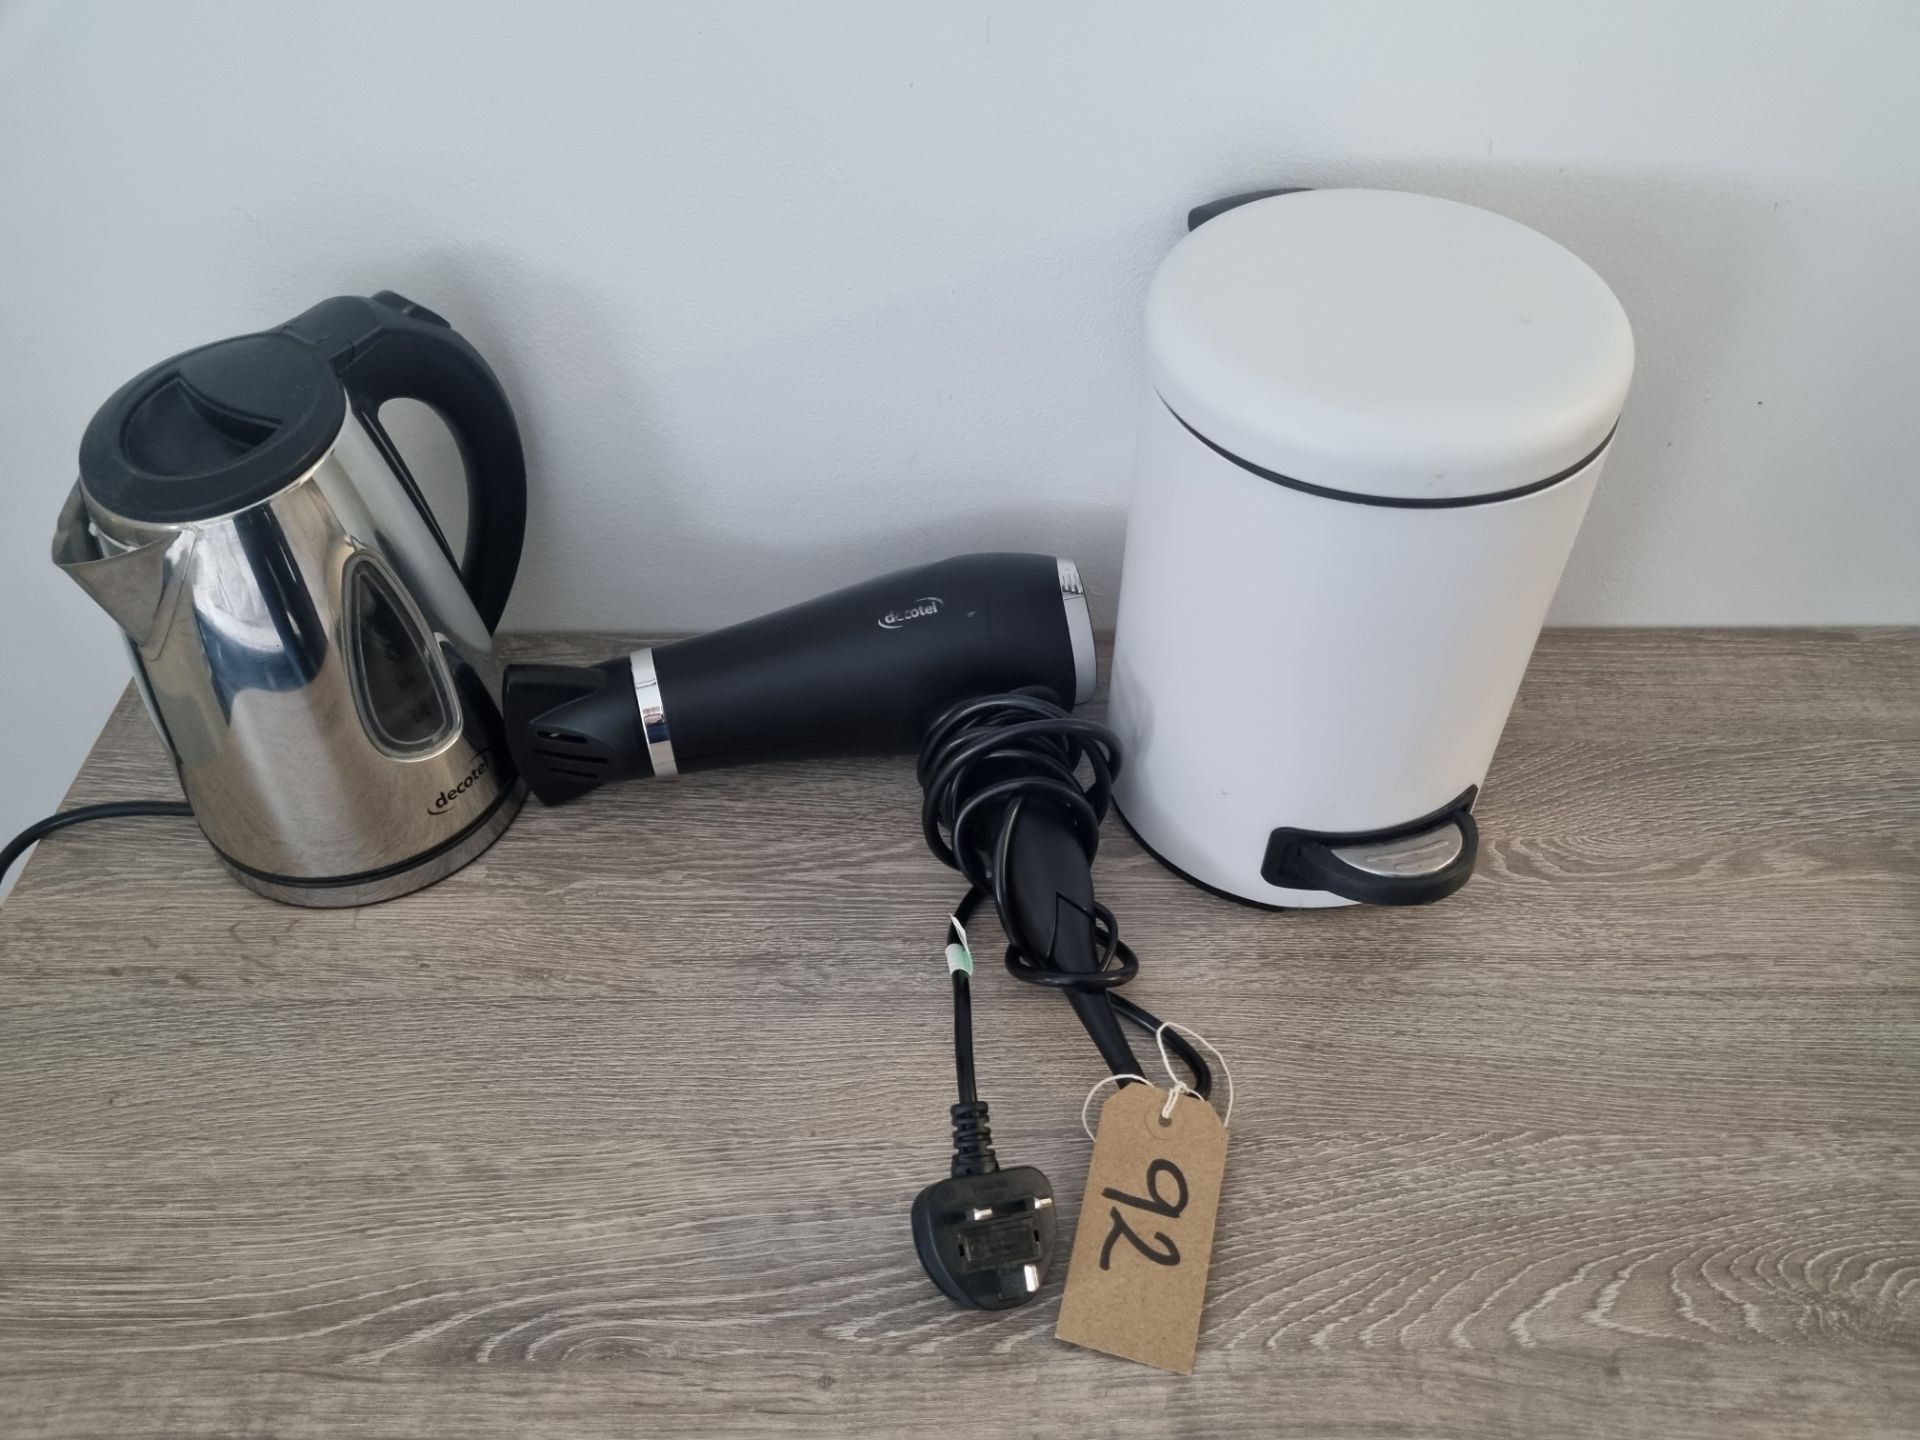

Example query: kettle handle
[282,293,527,632]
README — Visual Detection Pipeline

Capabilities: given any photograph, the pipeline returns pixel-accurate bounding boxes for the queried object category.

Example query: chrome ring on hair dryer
[502,552,1098,806]
[628,647,678,778]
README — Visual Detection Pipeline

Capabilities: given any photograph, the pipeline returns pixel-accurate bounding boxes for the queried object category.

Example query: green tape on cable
[946,915,974,975]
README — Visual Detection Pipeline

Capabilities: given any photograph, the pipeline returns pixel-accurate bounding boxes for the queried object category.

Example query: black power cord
[908,689,1210,1309]
[1,800,194,890]
[920,691,1212,1097]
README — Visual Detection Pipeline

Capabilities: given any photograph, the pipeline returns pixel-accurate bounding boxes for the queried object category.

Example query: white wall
[3,0,1917,885]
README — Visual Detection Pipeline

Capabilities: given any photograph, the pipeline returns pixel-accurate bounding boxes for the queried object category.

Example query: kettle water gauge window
[342,553,461,760]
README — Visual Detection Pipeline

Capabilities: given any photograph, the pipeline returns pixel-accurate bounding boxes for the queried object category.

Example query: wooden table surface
[2,629,1917,1439]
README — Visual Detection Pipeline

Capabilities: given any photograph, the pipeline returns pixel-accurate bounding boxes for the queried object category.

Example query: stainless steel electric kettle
[52,292,527,906]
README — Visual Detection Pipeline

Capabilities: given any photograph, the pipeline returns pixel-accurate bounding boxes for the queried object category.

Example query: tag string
[1078,1022,1234,1140]
[1155,1021,1234,1129]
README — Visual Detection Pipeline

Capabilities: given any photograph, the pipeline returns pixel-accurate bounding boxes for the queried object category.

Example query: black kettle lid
[78,325,347,524]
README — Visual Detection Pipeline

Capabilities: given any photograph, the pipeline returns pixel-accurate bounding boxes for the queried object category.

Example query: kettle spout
[51,481,193,651]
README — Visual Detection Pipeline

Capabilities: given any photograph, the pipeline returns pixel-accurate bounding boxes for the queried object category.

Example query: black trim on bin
[207,781,517,891]
[1262,786,1479,906]
[1163,400,1616,510]
[1187,187,1312,231]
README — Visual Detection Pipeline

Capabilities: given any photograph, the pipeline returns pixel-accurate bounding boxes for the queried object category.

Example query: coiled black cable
[917,689,1211,1101]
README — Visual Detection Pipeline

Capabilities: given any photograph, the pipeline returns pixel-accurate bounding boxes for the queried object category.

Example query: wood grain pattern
[2,629,1917,1438]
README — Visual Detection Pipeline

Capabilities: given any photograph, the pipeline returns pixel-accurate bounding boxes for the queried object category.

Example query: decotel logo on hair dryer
[879,597,944,630]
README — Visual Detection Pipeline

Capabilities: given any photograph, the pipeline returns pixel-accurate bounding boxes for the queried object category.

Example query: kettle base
[217,784,524,908]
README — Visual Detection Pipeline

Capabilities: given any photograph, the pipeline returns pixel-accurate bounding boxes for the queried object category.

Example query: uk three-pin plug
[910,1101,1057,1309]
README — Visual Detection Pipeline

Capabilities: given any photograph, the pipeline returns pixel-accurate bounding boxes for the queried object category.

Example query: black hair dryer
[503,553,1096,804]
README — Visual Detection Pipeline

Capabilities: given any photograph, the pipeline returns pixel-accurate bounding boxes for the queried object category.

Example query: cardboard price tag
[1055,1082,1229,1374]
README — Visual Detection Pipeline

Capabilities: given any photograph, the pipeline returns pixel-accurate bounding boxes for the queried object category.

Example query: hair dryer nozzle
[502,658,654,805]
